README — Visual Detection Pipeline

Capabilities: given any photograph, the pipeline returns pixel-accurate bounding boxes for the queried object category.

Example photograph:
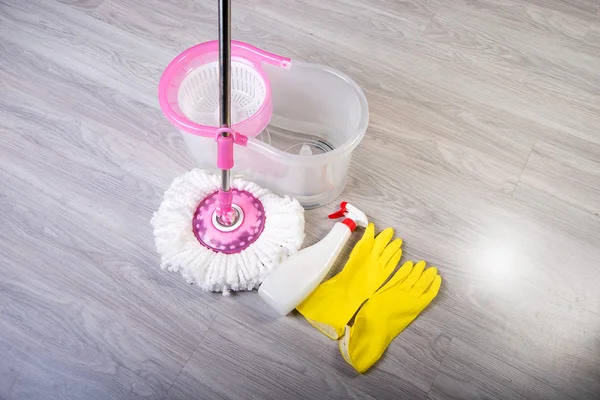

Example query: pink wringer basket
[158,40,291,141]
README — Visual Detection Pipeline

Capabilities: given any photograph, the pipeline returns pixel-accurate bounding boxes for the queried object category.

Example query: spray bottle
[259,202,368,316]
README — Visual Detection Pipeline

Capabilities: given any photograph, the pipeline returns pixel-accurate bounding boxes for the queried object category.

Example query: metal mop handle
[219,0,231,185]
[217,0,235,224]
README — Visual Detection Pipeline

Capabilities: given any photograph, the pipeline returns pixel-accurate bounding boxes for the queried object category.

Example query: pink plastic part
[216,127,247,143]
[193,189,266,254]
[216,127,247,170]
[157,40,290,139]
[231,40,292,69]
[216,189,234,223]
[217,134,234,170]
[233,133,248,146]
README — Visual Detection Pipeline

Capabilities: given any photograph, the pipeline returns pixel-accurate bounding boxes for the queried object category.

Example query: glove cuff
[301,297,365,339]
[303,316,342,339]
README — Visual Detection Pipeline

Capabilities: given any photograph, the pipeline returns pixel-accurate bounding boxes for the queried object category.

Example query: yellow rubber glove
[296,223,403,339]
[339,260,442,373]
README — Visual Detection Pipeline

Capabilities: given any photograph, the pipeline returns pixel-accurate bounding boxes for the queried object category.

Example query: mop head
[151,169,305,295]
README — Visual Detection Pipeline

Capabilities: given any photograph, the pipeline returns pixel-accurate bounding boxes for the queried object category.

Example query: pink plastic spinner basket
[158,40,291,140]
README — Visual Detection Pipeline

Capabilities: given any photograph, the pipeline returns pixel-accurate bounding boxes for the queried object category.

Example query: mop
[151,0,305,294]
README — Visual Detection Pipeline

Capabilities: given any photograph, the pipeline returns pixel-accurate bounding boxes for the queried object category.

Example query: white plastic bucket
[181,61,368,208]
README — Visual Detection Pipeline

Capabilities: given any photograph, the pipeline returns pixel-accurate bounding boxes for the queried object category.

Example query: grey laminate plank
[421,293,600,399]
[516,137,600,216]
[0,312,13,367]
[319,2,600,151]
[170,314,379,400]
[0,39,191,188]
[0,169,216,393]
[373,321,452,393]
[519,0,600,15]
[354,136,600,307]
[353,96,535,194]
[422,1,600,98]
[0,42,218,392]
[0,310,161,400]
[428,338,573,400]
[409,6,600,146]
[0,346,18,400]
[584,14,600,46]
[449,0,600,24]
[0,0,173,108]
[56,0,106,12]
[242,0,441,57]
[246,0,439,47]
[169,313,440,400]
[90,0,257,51]
[445,0,596,42]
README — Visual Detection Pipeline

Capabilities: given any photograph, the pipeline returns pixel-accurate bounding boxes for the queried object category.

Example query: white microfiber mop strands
[151,169,305,295]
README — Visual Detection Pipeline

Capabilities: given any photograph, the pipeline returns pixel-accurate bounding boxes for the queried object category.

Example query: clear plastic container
[181,61,369,208]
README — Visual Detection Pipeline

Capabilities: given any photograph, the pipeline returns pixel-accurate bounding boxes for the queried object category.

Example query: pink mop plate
[193,189,266,254]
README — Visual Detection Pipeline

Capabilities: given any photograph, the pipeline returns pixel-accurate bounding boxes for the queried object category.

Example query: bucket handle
[230,40,292,70]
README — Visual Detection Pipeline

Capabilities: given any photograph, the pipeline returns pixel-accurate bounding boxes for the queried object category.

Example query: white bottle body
[258,222,351,316]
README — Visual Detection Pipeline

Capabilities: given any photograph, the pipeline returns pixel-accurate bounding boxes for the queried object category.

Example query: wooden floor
[1,0,600,398]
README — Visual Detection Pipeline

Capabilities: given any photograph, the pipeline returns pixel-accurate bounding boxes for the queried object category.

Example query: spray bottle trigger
[328,201,349,219]
[327,201,369,230]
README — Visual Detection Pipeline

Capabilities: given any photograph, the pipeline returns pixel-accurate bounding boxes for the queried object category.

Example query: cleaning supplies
[258,202,368,315]
[296,223,403,339]
[152,0,304,294]
[338,260,442,373]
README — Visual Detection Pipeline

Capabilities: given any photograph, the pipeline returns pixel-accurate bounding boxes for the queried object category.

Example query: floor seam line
[165,314,218,395]
[511,139,537,196]
[425,337,453,397]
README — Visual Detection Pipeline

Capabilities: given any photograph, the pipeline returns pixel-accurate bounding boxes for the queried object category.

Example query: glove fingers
[410,267,438,296]
[380,247,402,280]
[371,228,394,258]
[399,260,426,290]
[348,223,375,260]
[387,247,403,270]
[380,260,413,292]
[422,274,442,302]
[378,238,402,268]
